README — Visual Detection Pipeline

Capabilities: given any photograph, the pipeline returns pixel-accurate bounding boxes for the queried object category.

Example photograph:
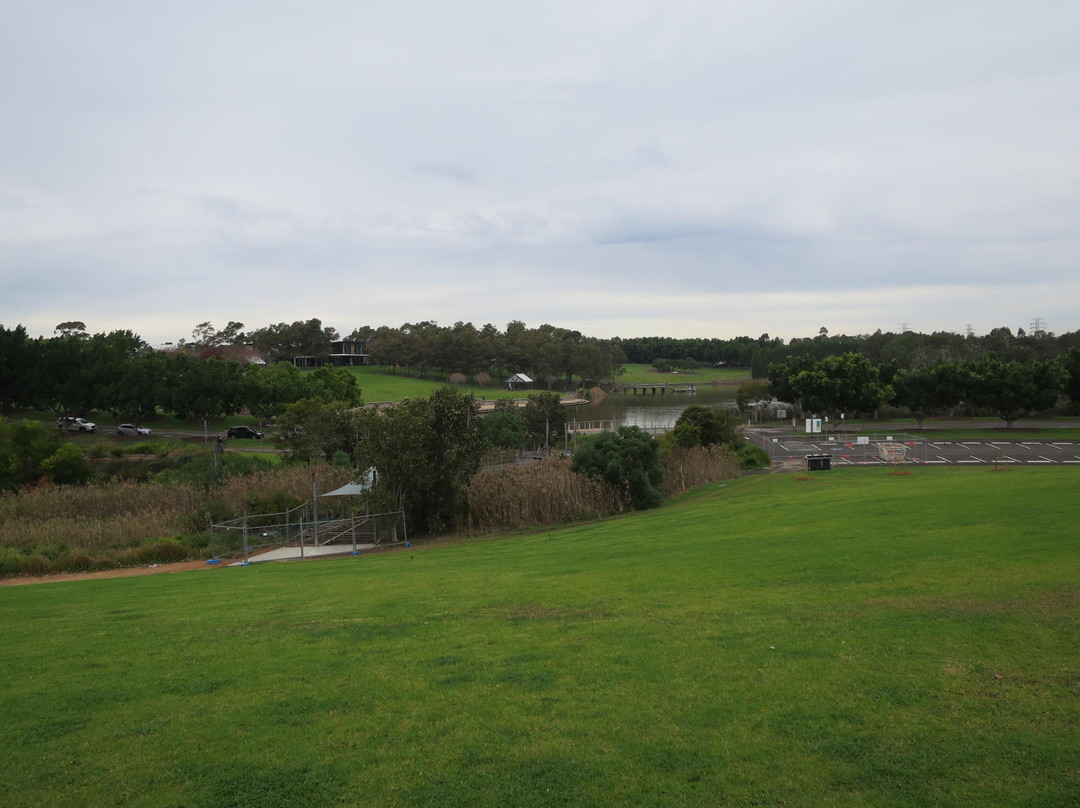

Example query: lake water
[569,384,740,432]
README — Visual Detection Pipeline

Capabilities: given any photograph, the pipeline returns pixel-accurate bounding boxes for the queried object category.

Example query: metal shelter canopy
[319,468,376,498]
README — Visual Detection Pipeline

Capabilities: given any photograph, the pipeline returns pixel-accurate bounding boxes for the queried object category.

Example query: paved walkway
[229,543,375,566]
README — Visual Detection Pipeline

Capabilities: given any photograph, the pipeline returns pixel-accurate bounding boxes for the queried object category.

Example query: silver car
[117,424,152,436]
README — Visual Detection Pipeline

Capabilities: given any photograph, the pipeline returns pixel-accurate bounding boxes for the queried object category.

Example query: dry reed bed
[662,445,741,497]
[0,464,354,563]
[465,458,626,533]
[464,447,741,534]
[214,466,354,515]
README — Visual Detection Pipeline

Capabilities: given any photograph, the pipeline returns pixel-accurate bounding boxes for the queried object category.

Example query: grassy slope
[346,366,542,403]
[347,363,750,402]
[614,363,751,385]
[1,467,1077,807]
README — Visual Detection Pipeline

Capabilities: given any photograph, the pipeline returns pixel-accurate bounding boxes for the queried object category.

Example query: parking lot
[750,431,1080,467]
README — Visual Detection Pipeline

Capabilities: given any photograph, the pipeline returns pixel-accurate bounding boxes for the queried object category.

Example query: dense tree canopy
[963,356,1067,427]
[365,320,625,387]
[353,389,484,535]
[769,353,892,421]
[2,319,1079,433]
[571,426,665,510]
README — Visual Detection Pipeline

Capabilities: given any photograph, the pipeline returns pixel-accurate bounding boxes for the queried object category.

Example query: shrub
[129,539,189,565]
[40,443,92,485]
[738,443,772,470]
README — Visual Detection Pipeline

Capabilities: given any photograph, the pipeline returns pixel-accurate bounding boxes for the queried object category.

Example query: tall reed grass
[465,458,625,533]
[661,444,741,497]
[0,464,356,577]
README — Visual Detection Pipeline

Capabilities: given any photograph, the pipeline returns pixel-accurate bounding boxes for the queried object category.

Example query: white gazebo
[505,373,534,391]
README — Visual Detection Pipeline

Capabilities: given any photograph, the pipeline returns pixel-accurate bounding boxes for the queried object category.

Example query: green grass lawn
[344,366,529,403]
[1,467,1077,807]
[615,363,751,385]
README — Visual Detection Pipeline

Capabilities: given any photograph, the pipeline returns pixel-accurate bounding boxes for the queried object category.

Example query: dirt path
[0,559,221,587]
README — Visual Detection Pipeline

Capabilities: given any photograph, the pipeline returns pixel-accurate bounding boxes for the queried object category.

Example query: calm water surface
[572,384,740,431]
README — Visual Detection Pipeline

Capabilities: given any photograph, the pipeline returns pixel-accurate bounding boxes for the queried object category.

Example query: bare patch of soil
[0,559,220,587]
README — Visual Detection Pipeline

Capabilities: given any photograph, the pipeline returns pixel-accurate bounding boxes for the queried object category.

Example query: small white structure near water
[505,373,534,391]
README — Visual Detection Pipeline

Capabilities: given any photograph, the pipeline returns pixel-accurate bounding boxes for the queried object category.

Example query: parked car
[117,424,151,436]
[226,426,264,440]
[59,417,96,433]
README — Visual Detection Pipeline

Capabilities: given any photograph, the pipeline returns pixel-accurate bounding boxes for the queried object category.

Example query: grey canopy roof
[320,467,375,497]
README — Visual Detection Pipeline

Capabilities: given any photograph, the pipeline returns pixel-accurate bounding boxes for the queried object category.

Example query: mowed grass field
[345,366,530,403]
[1,467,1077,807]
[345,363,750,403]
[614,363,751,385]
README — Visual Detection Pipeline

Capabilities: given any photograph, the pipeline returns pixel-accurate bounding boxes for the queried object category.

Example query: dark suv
[226,426,264,440]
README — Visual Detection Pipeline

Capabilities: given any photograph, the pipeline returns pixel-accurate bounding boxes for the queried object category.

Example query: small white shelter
[505,373,534,391]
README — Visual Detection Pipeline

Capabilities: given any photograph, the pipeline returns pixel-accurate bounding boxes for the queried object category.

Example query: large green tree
[248,319,338,364]
[306,365,362,407]
[769,353,892,423]
[0,324,33,409]
[522,392,567,451]
[242,362,309,422]
[353,388,484,534]
[277,399,360,465]
[168,355,244,422]
[481,402,528,453]
[675,405,738,448]
[104,351,169,424]
[964,356,1066,427]
[571,425,665,510]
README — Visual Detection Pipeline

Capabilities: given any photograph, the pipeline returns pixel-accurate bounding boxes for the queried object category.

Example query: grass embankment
[346,363,751,403]
[614,363,751,385]
[344,366,532,403]
[1,467,1077,806]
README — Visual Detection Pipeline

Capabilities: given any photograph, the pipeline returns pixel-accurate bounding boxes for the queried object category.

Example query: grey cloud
[2,1,1079,344]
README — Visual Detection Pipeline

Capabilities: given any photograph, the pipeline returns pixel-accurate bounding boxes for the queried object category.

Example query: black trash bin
[806,454,832,471]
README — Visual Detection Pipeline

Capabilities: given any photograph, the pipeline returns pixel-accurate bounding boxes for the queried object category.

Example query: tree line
[360,320,626,388]
[0,323,359,423]
[618,326,1080,378]
[767,351,1080,427]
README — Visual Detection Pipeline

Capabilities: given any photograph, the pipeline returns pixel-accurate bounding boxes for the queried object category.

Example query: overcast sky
[2,1,1078,346]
